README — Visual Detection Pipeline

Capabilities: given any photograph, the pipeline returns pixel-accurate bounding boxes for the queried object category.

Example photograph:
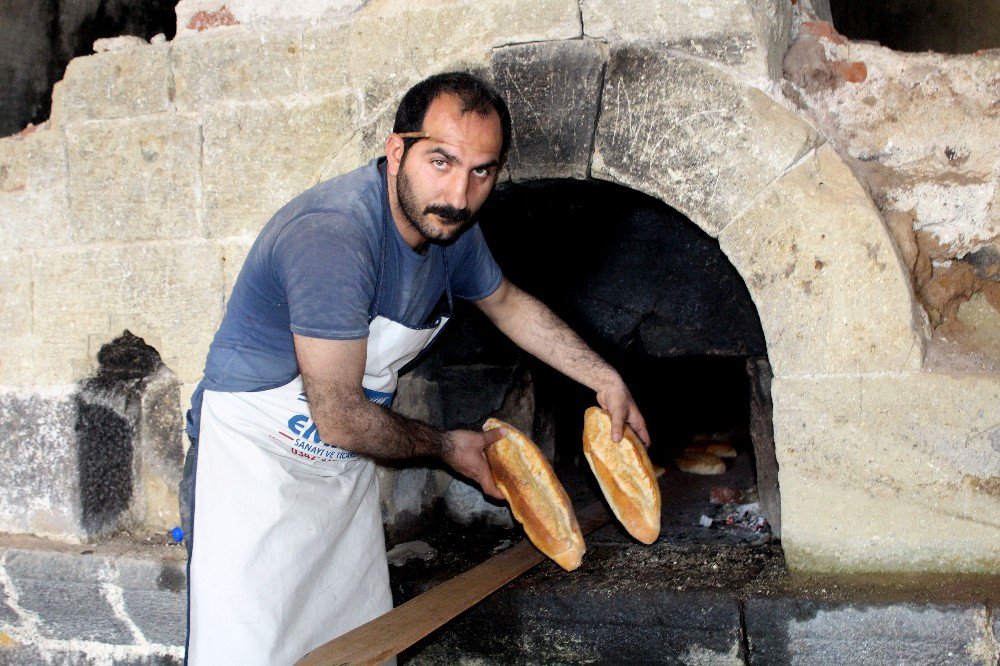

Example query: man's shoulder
[289,158,385,220]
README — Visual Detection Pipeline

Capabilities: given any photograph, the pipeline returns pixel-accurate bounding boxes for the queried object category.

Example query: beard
[396,164,473,244]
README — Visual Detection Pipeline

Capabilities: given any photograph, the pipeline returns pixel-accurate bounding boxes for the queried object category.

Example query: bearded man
[181,71,648,664]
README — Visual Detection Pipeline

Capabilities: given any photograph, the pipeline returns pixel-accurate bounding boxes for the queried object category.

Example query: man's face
[389,93,503,246]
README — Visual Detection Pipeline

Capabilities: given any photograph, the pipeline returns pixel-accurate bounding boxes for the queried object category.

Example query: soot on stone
[74,330,163,537]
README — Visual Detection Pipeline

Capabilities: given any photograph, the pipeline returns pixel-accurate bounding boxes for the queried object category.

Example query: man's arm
[293,334,504,498]
[475,278,650,446]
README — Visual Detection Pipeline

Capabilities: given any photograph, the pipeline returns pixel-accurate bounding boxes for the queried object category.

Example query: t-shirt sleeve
[272,212,376,339]
[448,223,503,300]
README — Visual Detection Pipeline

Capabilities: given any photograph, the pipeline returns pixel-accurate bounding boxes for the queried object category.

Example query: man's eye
[472,167,490,178]
[432,159,447,170]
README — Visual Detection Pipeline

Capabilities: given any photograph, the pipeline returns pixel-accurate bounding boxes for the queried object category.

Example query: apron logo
[288,414,323,444]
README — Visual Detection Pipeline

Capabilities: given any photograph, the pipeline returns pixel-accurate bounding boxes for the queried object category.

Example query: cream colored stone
[32,242,224,385]
[171,27,302,111]
[201,95,358,238]
[593,47,821,237]
[956,292,1000,361]
[300,0,581,107]
[317,104,395,183]
[720,145,925,375]
[582,0,791,79]
[66,116,202,243]
[0,128,72,251]
[773,372,1000,573]
[50,45,171,124]
[0,253,35,386]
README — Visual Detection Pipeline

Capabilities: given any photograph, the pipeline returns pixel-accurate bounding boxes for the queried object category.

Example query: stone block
[581,0,792,79]
[491,40,606,181]
[116,557,186,646]
[135,367,184,532]
[0,128,72,253]
[3,550,131,643]
[300,0,581,108]
[66,116,202,244]
[32,242,224,385]
[719,145,925,376]
[744,598,995,665]
[444,477,512,528]
[51,45,171,124]
[593,46,821,237]
[201,95,358,238]
[0,254,35,387]
[0,392,83,540]
[773,371,1000,573]
[171,27,301,110]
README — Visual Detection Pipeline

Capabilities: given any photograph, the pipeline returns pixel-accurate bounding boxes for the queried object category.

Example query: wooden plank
[296,503,610,666]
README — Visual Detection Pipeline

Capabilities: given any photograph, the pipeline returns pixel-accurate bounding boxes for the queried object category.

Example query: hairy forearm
[484,286,619,392]
[302,376,451,460]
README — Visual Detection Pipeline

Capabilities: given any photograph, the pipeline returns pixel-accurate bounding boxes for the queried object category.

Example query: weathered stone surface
[720,145,925,376]
[50,45,171,124]
[301,0,581,107]
[0,393,82,539]
[0,253,34,387]
[582,0,792,79]
[4,550,131,643]
[593,46,821,237]
[201,95,357,238]
[135,367,184,532]
[0,129,72,255]
[747,357,780,537]
[32,242,224,385]
[171,27,301,110]
[955,292,1000,361]
[66,116,202,244]
[444,477,512,527]
[175,0,364,37]
[773,371,1000,573]
[785,29,1000,260]
[117,558,186,646]
[491,40,605,181]
[745,598,996,665]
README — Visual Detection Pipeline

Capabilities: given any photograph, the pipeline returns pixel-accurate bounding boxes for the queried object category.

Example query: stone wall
[0,0,997,579]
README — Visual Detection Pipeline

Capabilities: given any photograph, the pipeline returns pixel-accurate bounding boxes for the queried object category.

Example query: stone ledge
[0,535,185,664]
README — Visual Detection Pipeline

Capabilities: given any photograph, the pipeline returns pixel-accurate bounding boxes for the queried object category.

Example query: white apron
[187,249,453,665]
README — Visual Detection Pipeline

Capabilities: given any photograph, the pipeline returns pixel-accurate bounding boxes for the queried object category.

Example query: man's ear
[385,134,405,177]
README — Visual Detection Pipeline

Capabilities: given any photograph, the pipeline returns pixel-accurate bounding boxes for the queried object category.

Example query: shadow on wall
[0,0,178,137]
[829,0,1000,53]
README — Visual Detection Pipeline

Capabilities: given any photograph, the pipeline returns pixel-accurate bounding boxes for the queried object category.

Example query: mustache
[424,204,471,224]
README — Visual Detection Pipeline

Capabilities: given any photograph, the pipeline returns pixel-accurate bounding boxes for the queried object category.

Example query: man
[181,72,648,664]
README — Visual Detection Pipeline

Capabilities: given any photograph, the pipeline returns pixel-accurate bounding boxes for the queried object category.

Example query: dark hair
[393,71,512,164]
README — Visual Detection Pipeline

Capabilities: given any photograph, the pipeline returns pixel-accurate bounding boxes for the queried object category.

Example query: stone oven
[0,0,997,661]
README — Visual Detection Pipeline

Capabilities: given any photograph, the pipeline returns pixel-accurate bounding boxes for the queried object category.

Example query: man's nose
[444,171,469,210]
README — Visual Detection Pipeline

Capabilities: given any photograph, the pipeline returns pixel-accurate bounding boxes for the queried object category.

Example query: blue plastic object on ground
[170,526,184,543]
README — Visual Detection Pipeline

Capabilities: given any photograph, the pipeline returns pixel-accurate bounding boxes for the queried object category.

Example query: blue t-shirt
[186,158,502,439]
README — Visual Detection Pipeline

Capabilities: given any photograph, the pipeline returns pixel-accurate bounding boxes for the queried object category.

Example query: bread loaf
[685,441,736,459]
[582,407,661,545]
[483,418,585,571]
[674,451,726,475]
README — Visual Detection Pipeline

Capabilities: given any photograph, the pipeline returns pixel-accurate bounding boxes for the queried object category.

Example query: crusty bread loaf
[685,441,737,459]
[582,407,661,545]
[675,451,726,475]
[483,418,584,571]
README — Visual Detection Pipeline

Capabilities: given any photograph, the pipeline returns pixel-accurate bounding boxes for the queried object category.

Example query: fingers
[610,405,626,443]
[481,426,507,447]
[629,409,652,449]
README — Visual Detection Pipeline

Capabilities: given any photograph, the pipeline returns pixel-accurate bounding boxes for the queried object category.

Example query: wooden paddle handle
[296,503,609,665]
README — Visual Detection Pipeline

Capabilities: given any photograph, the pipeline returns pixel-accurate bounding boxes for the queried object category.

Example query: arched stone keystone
[593,44,822,238]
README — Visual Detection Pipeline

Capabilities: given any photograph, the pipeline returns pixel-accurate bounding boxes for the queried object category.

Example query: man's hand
[596,377,650,448]
[442,428,507,500]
